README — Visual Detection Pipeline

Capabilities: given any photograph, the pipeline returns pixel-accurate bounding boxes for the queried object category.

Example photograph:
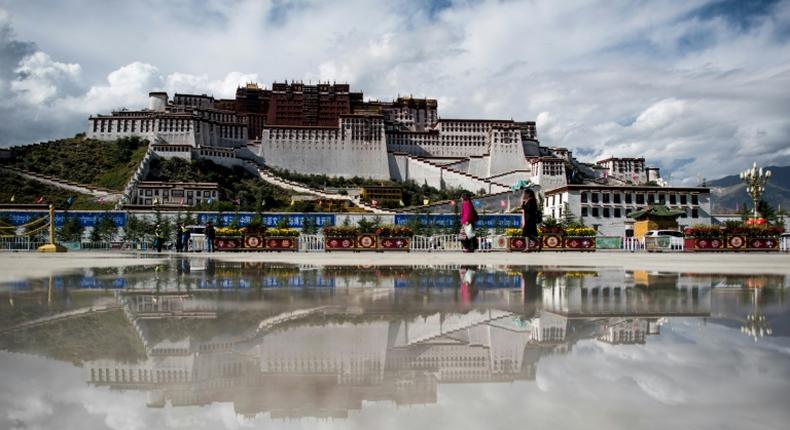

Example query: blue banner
[197,213,335,228]
[394,214,521,228]
[3,211,127,227]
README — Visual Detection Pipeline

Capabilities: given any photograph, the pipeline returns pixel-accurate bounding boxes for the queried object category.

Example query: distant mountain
[706,165,790,213]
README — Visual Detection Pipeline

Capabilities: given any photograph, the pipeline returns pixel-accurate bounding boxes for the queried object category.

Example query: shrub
[323,226,358,238]
[376,225,414,237]
[264,228,299,237]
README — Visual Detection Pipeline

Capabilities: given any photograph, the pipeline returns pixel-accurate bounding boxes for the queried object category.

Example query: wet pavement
[1,258,788,429]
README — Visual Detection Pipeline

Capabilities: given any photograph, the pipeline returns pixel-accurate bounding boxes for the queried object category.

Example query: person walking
[521,189,541,251]
[459,193,479,253]
[175,223,183,252]
[154,223,164,253]
[205,221,215,253]
[181,223,191,252]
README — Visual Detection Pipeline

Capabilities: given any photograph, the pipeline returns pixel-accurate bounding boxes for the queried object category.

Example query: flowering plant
[376,225,414,237]
[323,226,358,238]
[565,226,597,236]
[540,225,565,236]
[683,225,722,238]
[726,225,784,237]
[264,228,299,237]
[505,228,523,237]
[215,226,245,236]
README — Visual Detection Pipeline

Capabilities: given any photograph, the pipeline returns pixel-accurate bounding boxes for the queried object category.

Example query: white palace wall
[258,120,390,180]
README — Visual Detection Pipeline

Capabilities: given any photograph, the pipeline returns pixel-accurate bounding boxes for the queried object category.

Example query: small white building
[542,184,712,236]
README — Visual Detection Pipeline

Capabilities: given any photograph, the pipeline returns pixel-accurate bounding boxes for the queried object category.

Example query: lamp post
[740,162,771,219]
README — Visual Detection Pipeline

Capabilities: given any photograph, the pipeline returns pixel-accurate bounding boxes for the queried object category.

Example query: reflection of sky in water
[0,261,788,429]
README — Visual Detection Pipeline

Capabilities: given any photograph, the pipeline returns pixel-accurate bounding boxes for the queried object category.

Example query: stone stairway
[402,154,511,193]
[255,165,395,214]
[1,165,122,201]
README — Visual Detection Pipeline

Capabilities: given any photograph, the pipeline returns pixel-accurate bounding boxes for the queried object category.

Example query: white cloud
[10,51,81,104]
[0,0,789,182]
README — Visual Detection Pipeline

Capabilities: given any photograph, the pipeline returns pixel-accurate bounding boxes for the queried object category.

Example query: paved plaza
[2,251,789,283]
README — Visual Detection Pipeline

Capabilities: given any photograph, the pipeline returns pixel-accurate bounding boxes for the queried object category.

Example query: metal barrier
[299,234,325,252]
[0,236,47,251]
[622,237,644,252]
[410,234,463,252]
[781,236,790,252]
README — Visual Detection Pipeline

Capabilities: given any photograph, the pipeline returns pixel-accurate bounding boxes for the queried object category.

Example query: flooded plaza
[1,258,789,429]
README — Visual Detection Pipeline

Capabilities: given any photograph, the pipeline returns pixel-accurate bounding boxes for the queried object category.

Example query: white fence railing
[781,236,790,252]
[622,237,644,252]
[0,237,47,251]
[299,234,325,252]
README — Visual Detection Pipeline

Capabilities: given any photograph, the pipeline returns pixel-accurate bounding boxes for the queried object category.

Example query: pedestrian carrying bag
[463,223,475,239]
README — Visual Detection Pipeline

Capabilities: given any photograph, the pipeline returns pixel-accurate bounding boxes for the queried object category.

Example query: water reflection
[0,260,788,423]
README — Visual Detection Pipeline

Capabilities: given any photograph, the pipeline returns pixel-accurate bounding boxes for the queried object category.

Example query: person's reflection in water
[176,258,191,275]
[458,266,478,305]
[521,268,540,304]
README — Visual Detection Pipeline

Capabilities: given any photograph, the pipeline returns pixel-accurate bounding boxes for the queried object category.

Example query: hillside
[708,165,790,213]
[3,135,147,191]
[145,157,296,211]
[0,170,111,209]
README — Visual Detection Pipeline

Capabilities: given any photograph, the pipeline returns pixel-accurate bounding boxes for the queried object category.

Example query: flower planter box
[686,237,725,251]
[356,233,378,251]
[507,237,540,251]
[214,236,243,251]
[244,235,264,249]
[265,236,298,251]
[563,236,596,251]
[542,234,564,250]
[746,237,779,251]
[325,237,356,251]
[378,236,410,251]
[726,235,747,250]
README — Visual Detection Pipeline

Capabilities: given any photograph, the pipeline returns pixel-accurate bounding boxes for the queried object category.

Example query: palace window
[691,208,699,218]
[625,193,632,204]
[603,208,610,218]
[680,194,688,205]
[669,194,677,205]
[636,194,645,205]
[614,208,622,218]
[691,194,699,205]
[591,193,599,203]
[602,193,610,204]
[613,193,621,204]
[648,193,655,203]
[592,207,600,217]
[658,193,665,204]
[581,207,589,217]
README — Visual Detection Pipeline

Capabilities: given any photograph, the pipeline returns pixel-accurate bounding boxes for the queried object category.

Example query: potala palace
[86,81,711,234]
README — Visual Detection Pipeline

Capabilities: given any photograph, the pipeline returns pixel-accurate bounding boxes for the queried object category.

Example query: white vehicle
[645,229,684,238]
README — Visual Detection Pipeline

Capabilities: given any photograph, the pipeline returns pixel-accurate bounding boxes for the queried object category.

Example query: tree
[91,213,118,242]
[57,217,83,242]
[123,213,148,243]
[302,217,317,234]
[153,209,174,243]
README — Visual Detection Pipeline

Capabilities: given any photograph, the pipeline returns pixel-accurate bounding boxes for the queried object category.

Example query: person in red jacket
[459,192,478,252]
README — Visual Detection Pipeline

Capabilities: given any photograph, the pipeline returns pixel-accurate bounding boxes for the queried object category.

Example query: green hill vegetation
[0,170,111,209]
[270,168,473,208]
[145,157,295,211]
[4,134,147,191]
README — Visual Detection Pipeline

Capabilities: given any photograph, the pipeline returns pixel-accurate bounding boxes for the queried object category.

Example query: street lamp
[740,162,771,219]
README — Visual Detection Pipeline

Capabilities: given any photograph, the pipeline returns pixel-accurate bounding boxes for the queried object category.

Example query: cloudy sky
[1,0,789,184]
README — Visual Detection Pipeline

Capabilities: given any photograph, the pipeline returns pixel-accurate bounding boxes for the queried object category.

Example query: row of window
[579,191,699,205]
[139,189,217,198]
[580,206,699,218]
